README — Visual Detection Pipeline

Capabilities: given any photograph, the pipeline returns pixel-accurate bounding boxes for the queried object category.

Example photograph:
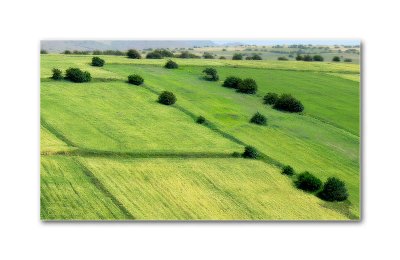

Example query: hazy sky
[215,39,360,45]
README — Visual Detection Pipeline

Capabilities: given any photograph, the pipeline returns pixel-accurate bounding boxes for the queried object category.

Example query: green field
[40,53,360,220]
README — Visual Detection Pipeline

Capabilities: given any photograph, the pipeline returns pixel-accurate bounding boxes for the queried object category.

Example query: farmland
[40,45,360,220]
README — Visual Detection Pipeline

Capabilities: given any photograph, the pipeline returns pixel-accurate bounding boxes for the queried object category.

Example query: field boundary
[73,158,135,220]
[41,116,78,147]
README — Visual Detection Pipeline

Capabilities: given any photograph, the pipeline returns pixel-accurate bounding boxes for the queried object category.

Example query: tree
[128,74,144,85]
[40,49,48,54]
[242,146,259,159]
[65,68,91,83]
[177,51,200,59]
[295,172,322,192]
[51,68,63,80]
[273,94,304,112]
[251,54,262,60]
[222,76,242,89]
[344,58,352,62]
[303,55,313,61]
[250,112,267,125]
[164,60,178,69]
[63,50,72,54]
[237,78,257,94]
[318,177,349,201]
[295,54,303,61]
[203,52,214,59]
[332,56,341,62]
[282,165,295,176]
[127,49,141,59]
[91,56,105,67]
[263,92,279,105]
[158,91,176,105]
[277,56,288,61]
[232,53,243,60]
[219,56,226,59]
[313,55,324,61]
[146,51,162,59]
[196,116,206,124]
[202,68,219,81]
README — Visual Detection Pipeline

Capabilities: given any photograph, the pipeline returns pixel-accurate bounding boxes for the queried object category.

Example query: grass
[41,80,241,154]
[40,54,360,220]
[77,157,348,220]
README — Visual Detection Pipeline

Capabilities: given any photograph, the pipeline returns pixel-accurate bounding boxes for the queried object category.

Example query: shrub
[295,54,303,61]
[281,165,295,176]
[203,52,214,59]
[51,68,63,80]
[263,92,279,105]
[250,112,267,125]
[245,56,252,60]
[177,51,200,59]
[277,56,288,61]
[237,78,257,94]
[318,177,349,201]
[40,49,48,54]
[202,68,219,81]
[65,68,91,83]
[158,91,176,105]
[295,172,322,192]
[91,56,105,67]
[313,55,324,61]
[232,151,242,158]
[196,116,206,124]
[63,50,72,54]
[128,74,144,85]
[146,51,162,59]
[273,94,304,112]
[243,146,259,159]
[332,56,341,62]
[232,53,243,60]
[219,56,226,59]
[127,49,141,59]
[223,76,242,89]
[303,55,313,61]
[251,54,262,60]
[344,58,352,62]
[165,60,178,69]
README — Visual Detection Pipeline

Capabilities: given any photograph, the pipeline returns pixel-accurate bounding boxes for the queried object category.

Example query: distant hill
[41,40,217,53]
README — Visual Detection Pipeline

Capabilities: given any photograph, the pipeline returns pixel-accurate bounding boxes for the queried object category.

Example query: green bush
[146,51,162,59]
[263,92,279,105]
[177,51,200,59]
[203,67,219,81]
[158,91,176,105]
[40,49,48,54]
[281,165,295,176]
[51,68,63,80]
[273,94,304,112]
[219,56,226,59]
[318,177,349,201]
[127,49,141,59]
[91,56,105,67]
[295,54,303,61]
[203,52,214,59]
[332,56,341,62]
[196,116,206,124]
[232,53,243,60]
[65,68,91,83]
[278,56,288,61]
[313,55,324,61]
[251,54,262,60]
[243,146,259,159]
[303,55,313,61]
[165,60,178,69]
[237,78,257,94]
[223,76,242,89]
[344,58,352,62]
[63,50,72,54]
[250,112,267,125]
[295,172,322,192]
[128,74,144,85]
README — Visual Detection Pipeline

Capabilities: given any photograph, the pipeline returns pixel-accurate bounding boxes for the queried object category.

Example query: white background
[0,0,399,259]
